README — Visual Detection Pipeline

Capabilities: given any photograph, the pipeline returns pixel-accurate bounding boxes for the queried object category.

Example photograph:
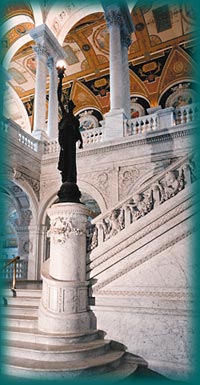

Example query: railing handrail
[1,255,20,292]
[1,255,20,271]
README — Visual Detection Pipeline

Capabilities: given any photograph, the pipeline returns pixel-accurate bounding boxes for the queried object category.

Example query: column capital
[104,9,123,28]
[33,43,49,58]
[30,24,66,61]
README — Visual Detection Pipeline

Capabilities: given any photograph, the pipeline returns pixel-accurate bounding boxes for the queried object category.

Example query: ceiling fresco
[1,1,196,131]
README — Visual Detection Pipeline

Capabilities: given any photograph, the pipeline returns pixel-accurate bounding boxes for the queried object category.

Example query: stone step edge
[3,350,125,371]
[3,338,111,353]
[2,326,104,339]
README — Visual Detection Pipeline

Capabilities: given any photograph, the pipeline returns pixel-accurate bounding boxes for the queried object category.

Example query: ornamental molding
[41,127,193,163]
[94,289,190,300]
[13,168,40,199]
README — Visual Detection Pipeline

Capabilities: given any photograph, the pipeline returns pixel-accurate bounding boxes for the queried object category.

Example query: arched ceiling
[1,1,196,130]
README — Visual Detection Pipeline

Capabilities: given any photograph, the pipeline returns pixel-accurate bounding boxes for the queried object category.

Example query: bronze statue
[57,70,83,184]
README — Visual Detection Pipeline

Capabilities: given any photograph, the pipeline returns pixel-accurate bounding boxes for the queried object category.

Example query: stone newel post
[38,202,91,333]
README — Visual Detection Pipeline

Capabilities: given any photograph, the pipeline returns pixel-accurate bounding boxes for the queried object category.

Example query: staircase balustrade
[1,104,197,156]
[173,103,199,125]
[87,153,197,252]
[124,103,198,136]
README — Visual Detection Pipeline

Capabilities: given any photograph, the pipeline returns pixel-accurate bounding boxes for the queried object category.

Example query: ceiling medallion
[82,44,91,51]
[135,23,145,32]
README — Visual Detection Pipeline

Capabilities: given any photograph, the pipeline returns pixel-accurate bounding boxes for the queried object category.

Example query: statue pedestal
[38,202,91,333]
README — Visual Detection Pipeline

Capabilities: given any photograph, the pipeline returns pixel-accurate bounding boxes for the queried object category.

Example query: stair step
[3,326,104,345]
[2,315,38,329]
[2,350,125,378]
[2,296,40,307]
[2,304,38,317]
[2,288,42,298]
[99,353,138,382]
[3,339,111,361]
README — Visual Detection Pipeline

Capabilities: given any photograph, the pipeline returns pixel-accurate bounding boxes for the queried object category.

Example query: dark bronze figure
[57,70,83,184]
[56,67,83,202]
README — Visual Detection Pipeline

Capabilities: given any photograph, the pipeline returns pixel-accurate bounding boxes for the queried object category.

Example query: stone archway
[0,180,34,281]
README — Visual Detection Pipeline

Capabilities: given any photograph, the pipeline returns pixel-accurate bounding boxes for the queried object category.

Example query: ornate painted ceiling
[1,1,196,132]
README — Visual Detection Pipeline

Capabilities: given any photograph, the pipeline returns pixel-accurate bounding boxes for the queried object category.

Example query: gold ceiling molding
[3,22,34,51]
[3,3,34,22]
[129,70,149,99]
[158,46,195,95]
[70,81,102,112]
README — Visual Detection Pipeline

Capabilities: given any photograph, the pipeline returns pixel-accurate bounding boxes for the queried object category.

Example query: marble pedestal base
[38,260,91,333]
[104,109,126,140]
[38,202,91,333]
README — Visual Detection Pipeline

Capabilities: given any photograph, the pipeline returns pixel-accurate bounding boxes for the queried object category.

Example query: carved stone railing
[43,139,59,154]
[1,117,41,153]
[124,112,158,135]
[81,126,103,145]
[87,153,197,251]
[174,103,199,125]
[1,103,198,155]
[43,126,104,154]
[124,103,199,136]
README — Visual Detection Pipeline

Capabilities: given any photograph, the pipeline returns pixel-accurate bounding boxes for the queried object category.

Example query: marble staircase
[1,287,145,380]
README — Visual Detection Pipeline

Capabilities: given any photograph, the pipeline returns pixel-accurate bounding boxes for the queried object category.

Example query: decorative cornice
[76,127,194,158]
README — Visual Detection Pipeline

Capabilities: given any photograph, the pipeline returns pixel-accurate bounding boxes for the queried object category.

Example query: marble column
[47,57,58,139]
[107,10,123,111]
[38,202,91,333]
[102,4,133,140]
[29,24,66,141]
[32,44,48,139]
[121,34,132,119]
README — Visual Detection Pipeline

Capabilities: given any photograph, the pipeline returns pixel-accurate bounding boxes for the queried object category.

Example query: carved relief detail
[47,216,85,244]
[13,168,40,198]
[88,155,197,251]
[118,166,140,200]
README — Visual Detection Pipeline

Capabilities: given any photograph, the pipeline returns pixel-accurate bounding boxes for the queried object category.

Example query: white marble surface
[48,203,89,281]
[38,202,91,333]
